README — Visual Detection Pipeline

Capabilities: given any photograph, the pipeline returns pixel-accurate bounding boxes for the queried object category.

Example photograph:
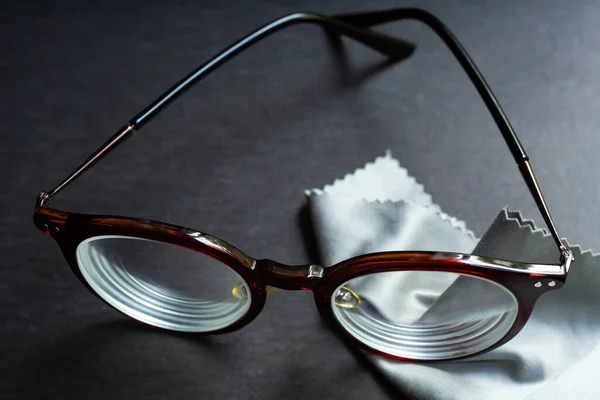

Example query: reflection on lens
[331,271,518,360]
[76,235,251,332]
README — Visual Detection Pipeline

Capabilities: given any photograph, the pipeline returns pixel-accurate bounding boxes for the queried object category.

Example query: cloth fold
[305,152,600,400]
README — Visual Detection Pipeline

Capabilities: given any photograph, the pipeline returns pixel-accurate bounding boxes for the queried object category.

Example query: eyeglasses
[34,8,573,361]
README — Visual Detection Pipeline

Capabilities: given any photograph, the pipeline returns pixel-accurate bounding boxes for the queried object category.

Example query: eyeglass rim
[313,250,563,361]
[34,206,564,359]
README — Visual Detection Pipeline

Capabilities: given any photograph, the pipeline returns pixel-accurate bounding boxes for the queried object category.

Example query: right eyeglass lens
[76,235,251,332]
[331,270,518,360]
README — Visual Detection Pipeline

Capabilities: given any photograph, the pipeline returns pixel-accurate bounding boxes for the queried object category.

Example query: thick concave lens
[332,270,518,360]
[76,235,251,332]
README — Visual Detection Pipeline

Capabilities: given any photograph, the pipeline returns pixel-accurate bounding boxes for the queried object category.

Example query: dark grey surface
[2,0,600,399]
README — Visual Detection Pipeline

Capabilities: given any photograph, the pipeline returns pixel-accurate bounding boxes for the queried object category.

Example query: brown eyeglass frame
[34,8,574,361]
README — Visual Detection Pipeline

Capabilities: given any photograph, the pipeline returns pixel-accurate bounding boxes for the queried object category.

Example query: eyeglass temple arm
[36,13,414,209]
[36,8,572,268]
[334,8,572,265]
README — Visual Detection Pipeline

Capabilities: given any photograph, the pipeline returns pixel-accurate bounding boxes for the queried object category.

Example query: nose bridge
[256,259,324,290]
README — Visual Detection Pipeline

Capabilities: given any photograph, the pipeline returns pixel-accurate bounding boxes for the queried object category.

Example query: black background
[2,0,600,399]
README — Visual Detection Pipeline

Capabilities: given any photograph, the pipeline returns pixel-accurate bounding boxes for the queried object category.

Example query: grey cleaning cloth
[306,152,600,400]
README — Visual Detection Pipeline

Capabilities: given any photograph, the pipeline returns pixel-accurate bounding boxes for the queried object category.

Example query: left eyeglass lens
[331,270,519,360]
[76,235,252,332]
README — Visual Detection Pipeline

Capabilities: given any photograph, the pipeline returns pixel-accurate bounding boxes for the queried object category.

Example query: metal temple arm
[36,8,572,269]
[37,13,415,207]
[334,8,571,264]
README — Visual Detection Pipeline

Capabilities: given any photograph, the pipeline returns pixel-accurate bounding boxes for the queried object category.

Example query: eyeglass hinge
[36,191,50,208]
[560,246,574,273]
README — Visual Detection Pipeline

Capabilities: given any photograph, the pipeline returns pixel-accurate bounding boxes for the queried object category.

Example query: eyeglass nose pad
[231,282,248,300]
[334,286,361,309]
[232,283,276,300]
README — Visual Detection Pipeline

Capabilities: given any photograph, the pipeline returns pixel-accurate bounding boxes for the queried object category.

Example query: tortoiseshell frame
[34,8,574,361]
